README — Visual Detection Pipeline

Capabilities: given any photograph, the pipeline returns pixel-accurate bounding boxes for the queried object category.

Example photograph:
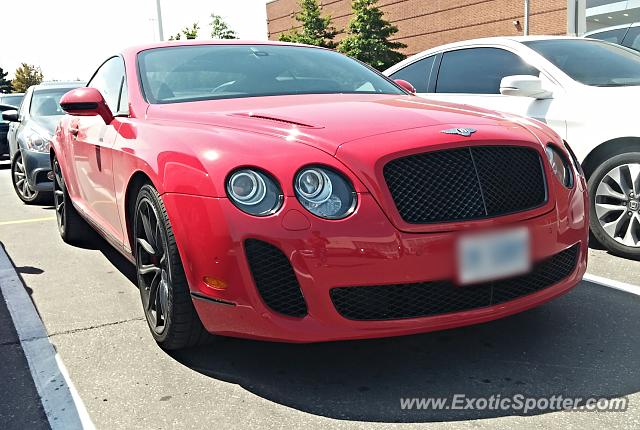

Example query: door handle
[69,126,79,137]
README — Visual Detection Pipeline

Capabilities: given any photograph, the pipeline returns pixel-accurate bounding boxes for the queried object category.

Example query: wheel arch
[124,171,154,253]
[582,137,640,181]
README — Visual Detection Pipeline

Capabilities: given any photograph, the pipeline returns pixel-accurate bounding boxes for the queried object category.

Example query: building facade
[267,1,638,56]
[586,0,640,31]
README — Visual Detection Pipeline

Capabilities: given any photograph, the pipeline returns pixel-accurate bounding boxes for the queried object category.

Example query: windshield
[1,94,24,107]
[138,44,405,104]
[523,39,640,87]
[31,88,77,117]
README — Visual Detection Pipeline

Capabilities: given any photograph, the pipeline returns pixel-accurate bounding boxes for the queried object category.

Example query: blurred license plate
[458,228,530,285]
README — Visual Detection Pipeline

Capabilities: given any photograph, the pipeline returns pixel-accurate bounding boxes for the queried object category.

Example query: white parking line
[584,273,640,296]
[0,217,56,226]
[0,247,94,430]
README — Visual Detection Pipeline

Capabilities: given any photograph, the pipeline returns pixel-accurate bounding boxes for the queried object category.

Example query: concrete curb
[0,246,94,430]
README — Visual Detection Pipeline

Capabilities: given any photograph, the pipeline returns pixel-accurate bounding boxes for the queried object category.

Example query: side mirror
[500,75,552,99]
[60,87,114,124]
[394,79,417,94]
[1,109,19,122]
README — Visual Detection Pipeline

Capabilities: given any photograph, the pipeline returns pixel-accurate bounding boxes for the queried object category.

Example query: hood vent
[229,112,319,128]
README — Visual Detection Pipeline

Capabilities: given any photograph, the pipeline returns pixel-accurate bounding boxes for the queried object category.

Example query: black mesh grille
[244,239,307,318]
[330,244,579,321]
[383,146,546,224]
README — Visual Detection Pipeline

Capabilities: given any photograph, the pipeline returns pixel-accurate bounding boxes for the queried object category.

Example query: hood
[587,84,640,97]
[146,94,525,155]
[32,116,63,136]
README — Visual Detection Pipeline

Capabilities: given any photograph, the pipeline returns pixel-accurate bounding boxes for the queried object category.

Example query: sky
[0,0,270,82]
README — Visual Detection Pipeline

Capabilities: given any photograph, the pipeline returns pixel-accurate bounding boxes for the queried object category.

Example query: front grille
[330,244,579,321]
[244,239,307,318]
[383,146,547,224]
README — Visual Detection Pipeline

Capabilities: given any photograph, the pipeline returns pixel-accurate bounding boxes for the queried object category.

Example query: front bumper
[163,180,589,343]
[21,149,53,191]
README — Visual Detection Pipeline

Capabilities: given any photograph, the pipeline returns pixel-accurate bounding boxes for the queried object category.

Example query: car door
[414,47,567,139]
[70,56,126,242]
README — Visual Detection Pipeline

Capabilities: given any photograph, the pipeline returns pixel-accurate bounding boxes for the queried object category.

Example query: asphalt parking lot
[1,160,640,430]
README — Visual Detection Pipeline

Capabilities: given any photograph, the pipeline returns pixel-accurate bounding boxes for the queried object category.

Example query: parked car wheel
[11,152,51,205]
[589,152,640,260]
[134,184,208,350]
[53,155,93,245]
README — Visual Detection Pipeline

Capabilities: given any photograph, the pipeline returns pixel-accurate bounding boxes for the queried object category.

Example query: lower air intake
[244,239,308,318]
[330,244,579,321]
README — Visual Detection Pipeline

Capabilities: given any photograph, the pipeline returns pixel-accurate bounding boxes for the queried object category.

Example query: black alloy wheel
[52,155,92,244]
[133,184,208,349]
[135,195,170,335]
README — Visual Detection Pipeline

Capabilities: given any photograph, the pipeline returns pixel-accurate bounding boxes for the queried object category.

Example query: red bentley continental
[51,41,588,349]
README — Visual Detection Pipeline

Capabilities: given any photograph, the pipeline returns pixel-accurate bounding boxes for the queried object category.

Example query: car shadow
[79,229,640,422]
[69,231,137,284]
[166,283,640,422]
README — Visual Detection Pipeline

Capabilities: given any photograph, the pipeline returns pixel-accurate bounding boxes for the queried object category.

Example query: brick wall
[266,0,568,56]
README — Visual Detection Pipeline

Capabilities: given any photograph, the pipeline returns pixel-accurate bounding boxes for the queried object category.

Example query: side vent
[229,112,319,128]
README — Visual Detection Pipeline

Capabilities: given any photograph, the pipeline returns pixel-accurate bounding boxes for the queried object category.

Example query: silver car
[3,82,83,204]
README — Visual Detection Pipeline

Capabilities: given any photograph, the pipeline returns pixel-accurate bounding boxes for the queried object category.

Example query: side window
[588,28,627,45]
[436,48,540,94]
[88,57,125,114]
[623,27,640,52]
[389,56,436,93]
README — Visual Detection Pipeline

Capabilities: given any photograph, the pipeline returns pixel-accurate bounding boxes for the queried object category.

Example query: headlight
[545,145,573,188]
[226,168,283,216]
[25,131,51,153]
[294,166,357,219]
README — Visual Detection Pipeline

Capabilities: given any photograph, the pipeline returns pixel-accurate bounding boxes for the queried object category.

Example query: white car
[385,36,640,259]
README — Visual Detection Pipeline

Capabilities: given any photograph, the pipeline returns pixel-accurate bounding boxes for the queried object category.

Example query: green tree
[0,67,12,93]
[168,22,200,40]
[182,22,200,39]
[278,0,337,48]
[337,0,406,71]
[210,13,237,39]
[11,63,44,93]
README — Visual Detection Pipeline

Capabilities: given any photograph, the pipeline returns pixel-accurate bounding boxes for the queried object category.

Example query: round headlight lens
[227,169,282,216]
[294,166,357,219]
[229,171,265,205]
[297,169,332,202]
[545,146,573,188]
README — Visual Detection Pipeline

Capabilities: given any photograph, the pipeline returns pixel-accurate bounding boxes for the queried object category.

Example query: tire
[588,152,640,260]
[52,155,94,245]
[11,151,52,205]
[133,184,208,349]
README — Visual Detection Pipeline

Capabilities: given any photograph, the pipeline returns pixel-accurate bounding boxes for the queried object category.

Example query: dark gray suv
[2,82,83,204]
